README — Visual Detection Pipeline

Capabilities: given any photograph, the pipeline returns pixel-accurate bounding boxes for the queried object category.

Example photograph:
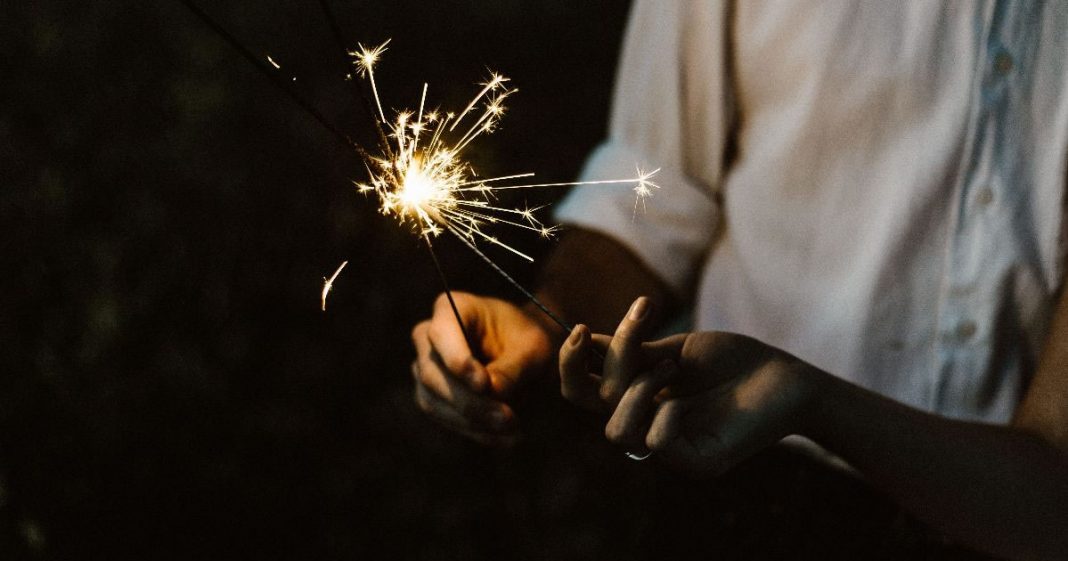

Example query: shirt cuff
[553,142,720,296]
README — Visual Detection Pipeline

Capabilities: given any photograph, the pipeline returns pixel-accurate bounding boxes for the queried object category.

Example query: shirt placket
[934,0,1028,416]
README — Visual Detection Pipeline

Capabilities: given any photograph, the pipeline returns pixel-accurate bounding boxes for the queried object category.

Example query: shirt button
[956,320,978,341]
[976,187,994,206]
[994,52,1014,75]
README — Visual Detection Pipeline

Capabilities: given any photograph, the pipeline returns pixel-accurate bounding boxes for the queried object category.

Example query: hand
[411,292,553,446]
[559,297,819,476]
[557,296,661,414]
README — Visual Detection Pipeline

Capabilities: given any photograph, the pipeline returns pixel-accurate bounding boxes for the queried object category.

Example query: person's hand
[559,297,820,476]
[411,292,553,446]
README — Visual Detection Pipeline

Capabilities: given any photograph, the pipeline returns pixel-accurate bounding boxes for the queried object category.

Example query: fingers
[602,296,655,404]
[412,363,517,447]
[645,397,690,453]
[410,356,519,444]
[639,333,688,367]
[559,324,608,413]
[412,321,515,435]
[605,360,677,452]
[428,292,488,391]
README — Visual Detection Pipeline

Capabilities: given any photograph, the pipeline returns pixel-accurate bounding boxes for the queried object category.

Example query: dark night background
[0,1,1001,559]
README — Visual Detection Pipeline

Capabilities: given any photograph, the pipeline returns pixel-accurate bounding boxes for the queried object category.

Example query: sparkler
[175,1,661,339]
[348,40,660,334]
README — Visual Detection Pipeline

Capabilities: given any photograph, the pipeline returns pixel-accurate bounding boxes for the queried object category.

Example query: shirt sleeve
[553,0,733,296]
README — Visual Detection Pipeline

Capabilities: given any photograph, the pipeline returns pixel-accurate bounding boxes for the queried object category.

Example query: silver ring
[624,451,652,461]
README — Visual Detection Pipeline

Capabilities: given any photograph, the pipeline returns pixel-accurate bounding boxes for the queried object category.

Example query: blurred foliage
[0,1,998,559]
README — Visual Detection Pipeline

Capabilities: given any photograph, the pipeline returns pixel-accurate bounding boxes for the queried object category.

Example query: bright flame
[351,40,660,262]
[399,161,435,208]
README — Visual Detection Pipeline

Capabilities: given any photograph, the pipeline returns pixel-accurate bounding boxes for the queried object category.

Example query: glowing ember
[321,260,348,311]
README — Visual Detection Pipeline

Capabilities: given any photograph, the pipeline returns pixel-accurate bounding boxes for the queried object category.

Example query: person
[409,2,1068,559]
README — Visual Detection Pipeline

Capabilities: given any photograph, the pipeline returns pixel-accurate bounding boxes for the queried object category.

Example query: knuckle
[426,320,445,344]
[559,381,576,402]
[411,321,429,343]
[427,326,467,372]
[444,355,469,376]
[613,322,637,344]
[629,375,654,397]
[415,361,436,388]
[599,383,624,404]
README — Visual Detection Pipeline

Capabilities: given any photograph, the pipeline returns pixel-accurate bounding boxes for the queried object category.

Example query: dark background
[0,1,998,559]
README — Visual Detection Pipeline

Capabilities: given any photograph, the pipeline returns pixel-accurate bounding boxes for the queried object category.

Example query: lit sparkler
[349,41,660,332]
[173,0,660,335]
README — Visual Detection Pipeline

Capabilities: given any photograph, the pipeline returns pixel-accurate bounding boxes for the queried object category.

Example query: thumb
[485,315,553,399]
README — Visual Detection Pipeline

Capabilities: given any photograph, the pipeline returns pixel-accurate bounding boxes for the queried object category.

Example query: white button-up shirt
[555,0,1068,423]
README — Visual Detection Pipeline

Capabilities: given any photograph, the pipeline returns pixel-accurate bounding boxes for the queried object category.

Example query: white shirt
[555,0,1068,423]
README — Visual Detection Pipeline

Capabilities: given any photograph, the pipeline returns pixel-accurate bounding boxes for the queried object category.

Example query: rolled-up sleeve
[553,0,732,296]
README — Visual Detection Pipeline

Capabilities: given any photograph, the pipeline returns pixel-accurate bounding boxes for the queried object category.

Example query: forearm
[527,228,674,343]
[805,370,1068,561]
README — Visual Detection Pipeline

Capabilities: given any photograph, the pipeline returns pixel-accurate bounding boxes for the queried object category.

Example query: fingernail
[628,297,648,321]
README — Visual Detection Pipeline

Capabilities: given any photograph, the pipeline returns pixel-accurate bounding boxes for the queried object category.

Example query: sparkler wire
[314,0,394,151]
[313,0,481,346]
[423,234,480,356]
[176,0,367,158]
[446,225,572,334]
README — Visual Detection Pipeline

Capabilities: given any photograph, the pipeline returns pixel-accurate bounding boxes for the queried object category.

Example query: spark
[350,40,659,265]
[321,260,348,311]
[631,166,661,218]
[267,55,281,69]
[349,39,391,123]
